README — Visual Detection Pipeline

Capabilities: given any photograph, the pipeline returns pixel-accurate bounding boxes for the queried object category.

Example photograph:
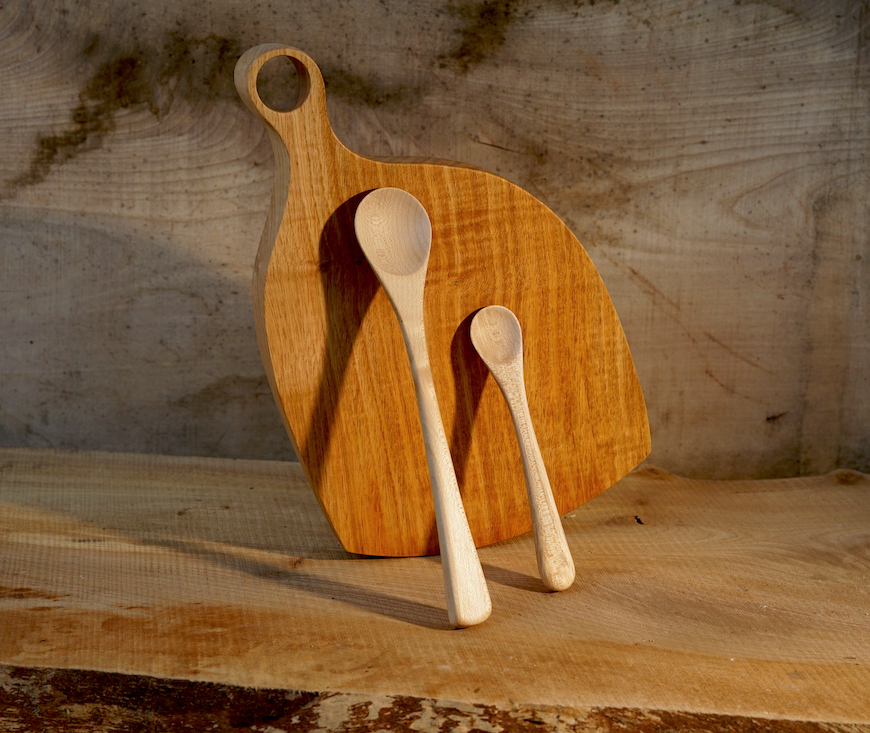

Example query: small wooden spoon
[471,306,576,591]
[354,187,492,627]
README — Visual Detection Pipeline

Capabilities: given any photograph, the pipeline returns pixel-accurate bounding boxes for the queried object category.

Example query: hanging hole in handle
[256,55,310,112]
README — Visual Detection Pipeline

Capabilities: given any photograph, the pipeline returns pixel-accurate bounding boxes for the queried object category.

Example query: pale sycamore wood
[234,44,650,556]
[0,448,868,724]
[354,188,490,628]
[471,305,575,592]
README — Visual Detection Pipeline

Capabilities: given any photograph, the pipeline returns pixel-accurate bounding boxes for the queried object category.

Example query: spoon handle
[402,325,492,628]
[493,365,576,592]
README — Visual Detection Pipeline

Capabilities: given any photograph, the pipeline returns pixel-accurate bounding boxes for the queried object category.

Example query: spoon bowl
[355,188,432,277]
[469,305,523,366]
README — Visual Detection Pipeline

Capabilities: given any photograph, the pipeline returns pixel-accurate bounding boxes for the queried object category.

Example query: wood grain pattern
[236,44,649,557]
[0,0,866,480]
[0,448,867,723]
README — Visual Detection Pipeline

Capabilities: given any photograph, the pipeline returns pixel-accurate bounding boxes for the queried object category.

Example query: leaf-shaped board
[235,45,650,557]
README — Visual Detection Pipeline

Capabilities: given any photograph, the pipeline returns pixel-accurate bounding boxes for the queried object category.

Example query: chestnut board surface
[0,447,867,724]
[236,45,650,558]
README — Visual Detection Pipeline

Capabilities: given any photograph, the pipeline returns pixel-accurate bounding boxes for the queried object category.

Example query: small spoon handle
[496,366,575,591]
[401,320,492,627]
[471,305,575,592]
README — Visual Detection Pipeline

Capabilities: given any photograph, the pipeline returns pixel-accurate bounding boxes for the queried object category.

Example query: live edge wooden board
[234,45,650,557]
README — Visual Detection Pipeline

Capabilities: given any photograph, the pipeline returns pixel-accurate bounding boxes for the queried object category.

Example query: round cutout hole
[256,55,308,112]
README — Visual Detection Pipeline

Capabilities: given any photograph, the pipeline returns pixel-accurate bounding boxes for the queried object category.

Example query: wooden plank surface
[0,448,867,724]
[0,0,867,480]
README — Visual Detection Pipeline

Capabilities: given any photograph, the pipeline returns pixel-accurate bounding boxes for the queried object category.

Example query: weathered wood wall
[1,0,867,479]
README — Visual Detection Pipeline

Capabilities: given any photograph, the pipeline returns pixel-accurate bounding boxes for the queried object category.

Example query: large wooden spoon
[354,187,491,627]
[471,306,575,591]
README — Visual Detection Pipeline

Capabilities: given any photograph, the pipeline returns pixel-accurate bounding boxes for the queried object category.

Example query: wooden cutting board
[234,44,650,557]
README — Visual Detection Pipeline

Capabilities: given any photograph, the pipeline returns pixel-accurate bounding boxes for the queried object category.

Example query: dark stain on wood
[1,665,867,732]
[441,0,518,73]
[0,586,67,601]
[832,468,866,486]
[7,29,425,198]
[156,32,242,106]
[0,664,317,731]
[9,55,149,192]
[6,32,242,196]
[322,66,420,108]
[588,707,867,732]
[439,0,627,75]
[631,465,673,480]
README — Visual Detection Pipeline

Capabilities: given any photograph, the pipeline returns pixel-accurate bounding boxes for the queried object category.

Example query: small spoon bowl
[469,305,523,366]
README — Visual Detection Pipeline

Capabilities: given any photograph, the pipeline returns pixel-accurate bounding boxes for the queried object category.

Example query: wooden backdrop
[1,0,867,479]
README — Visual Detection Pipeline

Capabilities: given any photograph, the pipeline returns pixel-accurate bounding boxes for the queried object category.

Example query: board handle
[234,44,328,131]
